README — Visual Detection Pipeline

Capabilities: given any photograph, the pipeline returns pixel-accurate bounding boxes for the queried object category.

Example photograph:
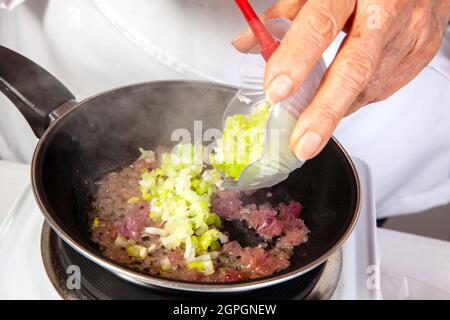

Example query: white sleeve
[429,25,450,81]
[0,0,26,10]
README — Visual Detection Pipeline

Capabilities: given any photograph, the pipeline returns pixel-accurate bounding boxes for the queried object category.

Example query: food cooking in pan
[89,105,310,282]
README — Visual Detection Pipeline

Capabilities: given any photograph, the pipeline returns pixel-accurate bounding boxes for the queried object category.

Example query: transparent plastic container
[222,19,326,190]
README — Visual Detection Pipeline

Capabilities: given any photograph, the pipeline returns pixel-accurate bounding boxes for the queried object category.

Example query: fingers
[232,0,306,53]
[264,0,356,104]
[432,0,450,26]
[357,2,446,107]
[387,15,444,95]
[349,34,414,110]
[289,30,384,161]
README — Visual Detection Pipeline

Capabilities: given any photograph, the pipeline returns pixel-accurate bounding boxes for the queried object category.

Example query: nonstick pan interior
[32,81,359,290]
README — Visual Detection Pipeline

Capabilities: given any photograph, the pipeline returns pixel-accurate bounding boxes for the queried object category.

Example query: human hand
[233,0,450,161]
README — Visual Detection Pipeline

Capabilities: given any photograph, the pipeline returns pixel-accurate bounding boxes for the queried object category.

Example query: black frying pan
[0,46,360,292]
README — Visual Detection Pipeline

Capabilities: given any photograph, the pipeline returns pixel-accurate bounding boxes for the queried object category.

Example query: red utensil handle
[235,0,279,61]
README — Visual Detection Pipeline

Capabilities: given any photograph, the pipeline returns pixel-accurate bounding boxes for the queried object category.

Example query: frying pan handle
[0,46,76,138]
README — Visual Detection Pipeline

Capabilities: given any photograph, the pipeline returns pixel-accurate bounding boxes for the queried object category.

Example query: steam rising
[50,81,238,178]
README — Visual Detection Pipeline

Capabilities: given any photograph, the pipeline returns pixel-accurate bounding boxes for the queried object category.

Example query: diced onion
[194,253,212,262]
[148,244,157,253]
[184,236,194,260]
[161,257,171,271]
[203,261,214,276]
[217,233,229,244]
[210,102,272,180]
[209,251,220,259]
[139,148,156,163]
[114,235,132,248]
[144,227,163,235]
[138,143,230,274]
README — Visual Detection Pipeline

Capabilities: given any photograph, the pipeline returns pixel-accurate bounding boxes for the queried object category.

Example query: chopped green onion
[211,102,272,180]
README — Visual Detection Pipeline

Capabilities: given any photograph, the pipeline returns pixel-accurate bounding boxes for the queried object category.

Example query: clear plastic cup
[221,19,326,190]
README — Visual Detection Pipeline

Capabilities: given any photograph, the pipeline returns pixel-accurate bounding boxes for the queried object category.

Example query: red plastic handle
[235,0,279,61]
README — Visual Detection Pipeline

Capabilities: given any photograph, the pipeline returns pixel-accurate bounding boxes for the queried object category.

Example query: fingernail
[231,35,242,45]
[266,74,293,104]
[295,131,322,161]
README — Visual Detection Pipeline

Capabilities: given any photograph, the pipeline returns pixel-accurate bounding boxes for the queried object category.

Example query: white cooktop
[0,158,381,300]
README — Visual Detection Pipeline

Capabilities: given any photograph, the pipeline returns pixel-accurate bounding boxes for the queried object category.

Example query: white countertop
[0,160,29,225]
[378,228,450,299]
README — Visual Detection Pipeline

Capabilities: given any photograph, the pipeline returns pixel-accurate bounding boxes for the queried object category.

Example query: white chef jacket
[0,0,449,218]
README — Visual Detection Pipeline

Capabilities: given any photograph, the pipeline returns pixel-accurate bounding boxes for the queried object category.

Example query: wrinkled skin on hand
[233,0,450,161]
